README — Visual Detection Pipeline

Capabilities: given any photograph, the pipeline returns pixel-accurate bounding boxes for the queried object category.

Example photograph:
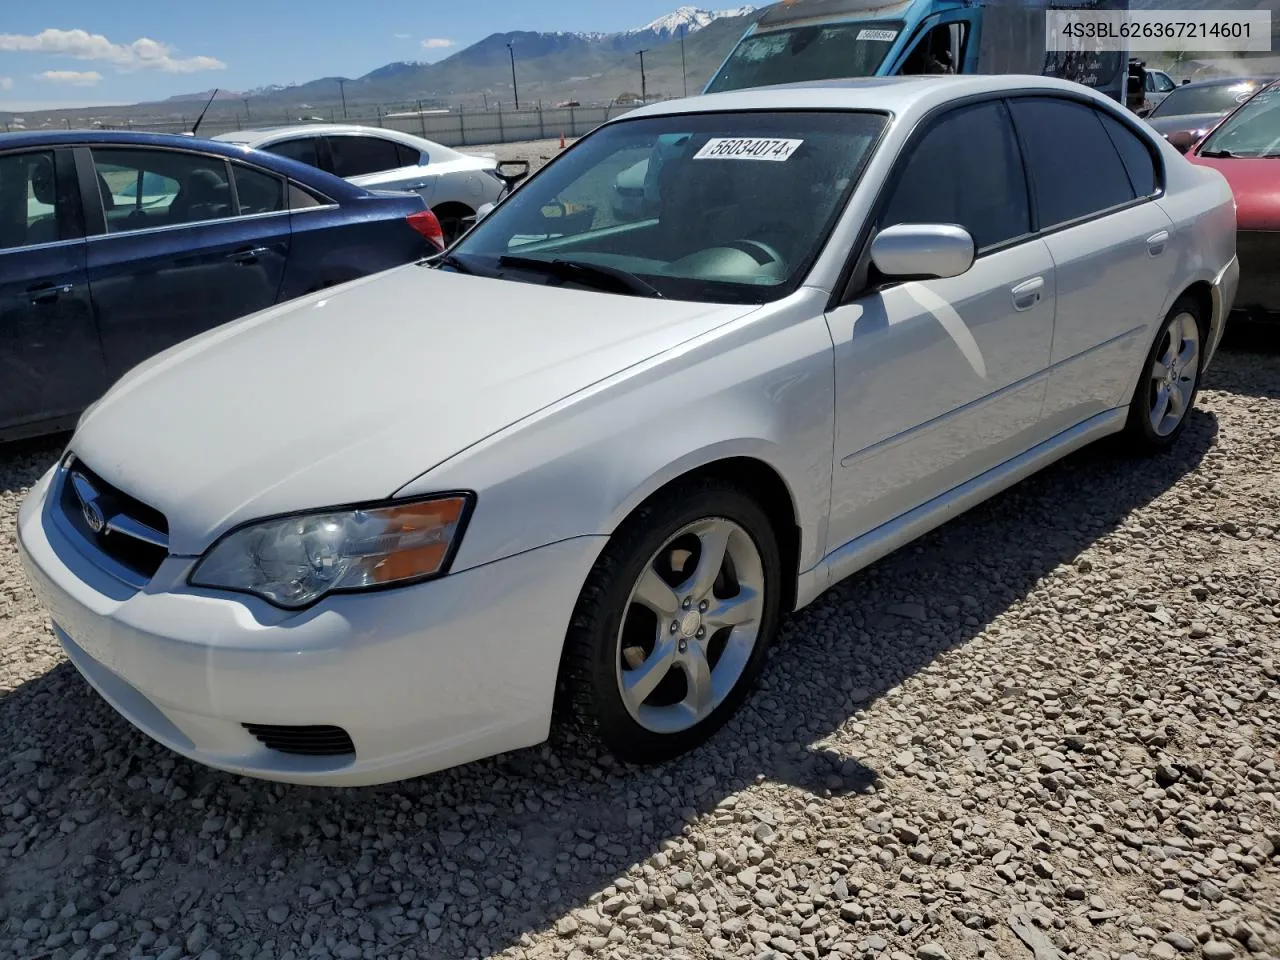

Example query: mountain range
[164,6,760,112]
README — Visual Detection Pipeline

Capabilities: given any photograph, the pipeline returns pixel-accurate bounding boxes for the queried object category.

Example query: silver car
[215,123,516,242]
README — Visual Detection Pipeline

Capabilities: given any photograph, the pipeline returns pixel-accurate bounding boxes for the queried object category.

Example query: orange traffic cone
[560,133,566,150]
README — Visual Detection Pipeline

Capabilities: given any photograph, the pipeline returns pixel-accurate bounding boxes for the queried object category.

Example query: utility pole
[637,49,650,103]
[680,25,688,97]
[244,98,251,121]
[338,78,348,119]
[507,43,520,111]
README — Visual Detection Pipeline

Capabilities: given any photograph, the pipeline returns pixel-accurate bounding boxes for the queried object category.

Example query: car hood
[1187,154,1280,230]
[1146,112,1223,138]
[71,265,756,555]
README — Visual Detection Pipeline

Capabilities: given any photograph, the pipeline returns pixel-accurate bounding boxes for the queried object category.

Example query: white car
[19,75,1238,787]
[214,124,516,242]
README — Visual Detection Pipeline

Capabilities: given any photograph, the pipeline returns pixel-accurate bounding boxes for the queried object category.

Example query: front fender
[399,299,837,579]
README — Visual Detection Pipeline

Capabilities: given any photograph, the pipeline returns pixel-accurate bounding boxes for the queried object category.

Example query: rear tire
[1122,296,1206,454]
[558,478,784,765]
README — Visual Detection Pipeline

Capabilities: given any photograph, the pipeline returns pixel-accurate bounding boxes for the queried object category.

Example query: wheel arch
[602,451,805,616]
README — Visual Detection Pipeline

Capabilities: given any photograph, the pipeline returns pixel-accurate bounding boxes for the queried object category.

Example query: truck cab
[612,0,1132,220]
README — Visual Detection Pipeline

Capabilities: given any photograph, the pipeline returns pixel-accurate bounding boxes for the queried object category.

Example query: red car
[1185,79,1280,321]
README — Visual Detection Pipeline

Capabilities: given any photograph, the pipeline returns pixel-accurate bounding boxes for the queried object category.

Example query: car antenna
[189,88,219,137]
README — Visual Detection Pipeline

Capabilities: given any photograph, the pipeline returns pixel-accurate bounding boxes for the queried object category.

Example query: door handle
[228,246,270,265]
[1011,277,1044,312]
[402,181,430,190]
[27,282,74,305]
[1147,231,1170,256]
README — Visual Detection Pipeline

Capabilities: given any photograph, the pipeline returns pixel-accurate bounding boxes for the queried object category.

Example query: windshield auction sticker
[857,29,899,42]
[694,138,804,161]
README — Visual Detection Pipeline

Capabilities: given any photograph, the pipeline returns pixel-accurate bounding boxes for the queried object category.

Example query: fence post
[417,101,427,138]
[497,107,504,143]
[458,109,466,147]
[569,107,577,137]
[538,108,545,140]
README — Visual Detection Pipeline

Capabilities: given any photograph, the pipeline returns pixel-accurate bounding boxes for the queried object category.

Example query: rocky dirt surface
[1,332,1277,960]
[461,138,577,174]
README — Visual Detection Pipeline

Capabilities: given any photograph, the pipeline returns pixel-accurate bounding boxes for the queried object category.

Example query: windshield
[1150,79,1266,118]
[704,22,904,93]
[450,111,887,304]
[1198,82,1280,158]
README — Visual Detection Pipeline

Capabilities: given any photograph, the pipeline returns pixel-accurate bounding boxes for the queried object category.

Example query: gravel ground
[461,138,579,174]
[1,328,1277,960]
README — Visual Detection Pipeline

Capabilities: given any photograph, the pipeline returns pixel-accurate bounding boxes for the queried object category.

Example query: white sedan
[20,76,1238,786]
[214,124,517,242]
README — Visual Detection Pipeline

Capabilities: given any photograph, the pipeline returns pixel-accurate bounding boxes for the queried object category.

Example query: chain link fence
[48,100,678,148]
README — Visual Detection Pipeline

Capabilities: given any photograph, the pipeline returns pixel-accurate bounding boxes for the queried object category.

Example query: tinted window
[881,100,1030,251]
[91,148,233,233]
[233,165,285,215]
[1010,98,1134,229]
[395,142,422,167]
[327,136,403,177]
[0,150,63,249]
[1098,113,1158,197]
[289,183,324,209]
[265,138,321,169]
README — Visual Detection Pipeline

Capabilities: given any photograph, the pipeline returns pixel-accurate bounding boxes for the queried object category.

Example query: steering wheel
[719,239,784,267]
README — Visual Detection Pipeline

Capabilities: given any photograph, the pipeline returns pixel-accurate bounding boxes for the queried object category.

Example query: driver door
[823,99,1056,551]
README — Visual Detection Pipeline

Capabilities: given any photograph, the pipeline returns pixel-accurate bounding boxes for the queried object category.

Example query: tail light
[407,209,445,251]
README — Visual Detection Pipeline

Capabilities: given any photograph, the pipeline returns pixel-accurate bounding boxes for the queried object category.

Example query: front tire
[1122,296,1205,453]
[558,479,784,765]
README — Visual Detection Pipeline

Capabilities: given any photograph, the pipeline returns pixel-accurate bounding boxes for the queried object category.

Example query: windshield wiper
[498,255,664,298]
[430,252,475,274]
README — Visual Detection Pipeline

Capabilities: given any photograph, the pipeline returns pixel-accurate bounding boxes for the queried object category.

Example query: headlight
[189,494,472,609]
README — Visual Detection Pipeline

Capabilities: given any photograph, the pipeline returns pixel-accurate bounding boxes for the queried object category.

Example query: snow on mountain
[628,6,756,39]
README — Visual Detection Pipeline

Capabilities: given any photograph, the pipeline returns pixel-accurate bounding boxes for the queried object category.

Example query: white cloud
[0,76,12,90]
[0,28,226,73]
[421,38,456,49]
[37,70,102,86]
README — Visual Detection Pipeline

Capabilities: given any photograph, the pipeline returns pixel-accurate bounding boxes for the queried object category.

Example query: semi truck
[613,0,1143,219]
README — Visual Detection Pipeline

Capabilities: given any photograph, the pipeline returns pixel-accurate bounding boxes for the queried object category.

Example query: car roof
[1178,75,1275,89]
[214,123,448,152]
[0,127,367,199]
[616,74,1123,121]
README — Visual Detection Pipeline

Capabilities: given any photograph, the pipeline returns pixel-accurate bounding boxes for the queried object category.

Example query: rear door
[80,145,292,380]
[0,147,108,438]
[1008,96,1176,431]
[326,134,434,203]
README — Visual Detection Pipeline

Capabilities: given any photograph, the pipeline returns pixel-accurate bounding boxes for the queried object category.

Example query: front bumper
[17,467,606,786]
[1231,231,1280,321]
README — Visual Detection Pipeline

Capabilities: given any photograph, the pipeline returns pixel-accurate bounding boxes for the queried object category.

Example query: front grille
[243,724,356,757]
[56,455,169,584]
[1234,230,1280,317]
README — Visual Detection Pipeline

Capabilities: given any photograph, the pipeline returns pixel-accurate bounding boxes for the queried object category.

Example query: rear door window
[90,148,233,233]
[1009,97,1136,230]
[326,136,405,178]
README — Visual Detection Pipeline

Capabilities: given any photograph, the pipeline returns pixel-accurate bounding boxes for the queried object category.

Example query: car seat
[26,156,60,245]
[168,169,232,224]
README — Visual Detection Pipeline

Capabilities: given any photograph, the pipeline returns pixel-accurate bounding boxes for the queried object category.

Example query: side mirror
[1182,79,1191,85]
[870,224,975,281]
[475,202,496,223]
[1165,130,1197,154]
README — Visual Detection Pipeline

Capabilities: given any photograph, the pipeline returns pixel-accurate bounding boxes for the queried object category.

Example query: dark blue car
[1,130,444,441]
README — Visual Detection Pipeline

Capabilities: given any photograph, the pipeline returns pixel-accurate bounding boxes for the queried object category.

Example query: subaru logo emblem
[82,498,106,534]
[69,471,107,536]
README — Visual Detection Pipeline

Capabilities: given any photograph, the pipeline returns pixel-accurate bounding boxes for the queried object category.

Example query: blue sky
[0,0,696,110]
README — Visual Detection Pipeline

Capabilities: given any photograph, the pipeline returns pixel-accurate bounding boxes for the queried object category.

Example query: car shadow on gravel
[0,410,1219,957]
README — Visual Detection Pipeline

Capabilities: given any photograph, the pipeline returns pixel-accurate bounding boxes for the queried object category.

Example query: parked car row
[1,125,530,442]
[17,75,1240,786]
[1142,76,1280,321]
